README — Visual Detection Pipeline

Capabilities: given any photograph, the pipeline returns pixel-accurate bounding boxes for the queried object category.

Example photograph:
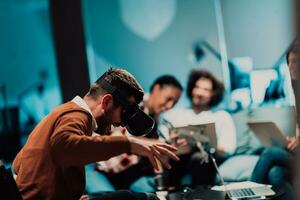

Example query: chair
[0,160,22,200]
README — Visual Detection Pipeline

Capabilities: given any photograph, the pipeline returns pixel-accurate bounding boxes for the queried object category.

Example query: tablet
[174,122,217,150]
[247,121,288,147]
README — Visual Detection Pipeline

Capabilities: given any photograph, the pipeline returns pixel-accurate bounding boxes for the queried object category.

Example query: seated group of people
[87,69,237,194]
[84,42,299,198]
[250,42,299,196]
[11,43,299,200]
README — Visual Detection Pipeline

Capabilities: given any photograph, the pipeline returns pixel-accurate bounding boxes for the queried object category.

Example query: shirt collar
[71,96,98,131]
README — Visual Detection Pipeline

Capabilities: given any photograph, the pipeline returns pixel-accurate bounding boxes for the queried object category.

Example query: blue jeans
[251,147,293,186]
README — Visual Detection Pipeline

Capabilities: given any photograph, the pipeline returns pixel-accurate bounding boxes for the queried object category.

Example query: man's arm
[50,111,179,170]
[50,111,131,167]
[215,111,237,154]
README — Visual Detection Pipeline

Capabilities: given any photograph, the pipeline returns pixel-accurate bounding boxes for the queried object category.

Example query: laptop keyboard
[228,188,256,198]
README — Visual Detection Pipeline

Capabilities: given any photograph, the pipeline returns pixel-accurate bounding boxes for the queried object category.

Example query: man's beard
[95,109,114,135]
[193,97,209,107]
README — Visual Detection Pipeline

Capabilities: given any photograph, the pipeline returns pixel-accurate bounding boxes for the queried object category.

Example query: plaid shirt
[94,127,139,173]
[96,152,139,173]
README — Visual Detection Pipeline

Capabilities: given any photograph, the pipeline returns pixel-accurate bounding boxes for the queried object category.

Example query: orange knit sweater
[13,102,130,200]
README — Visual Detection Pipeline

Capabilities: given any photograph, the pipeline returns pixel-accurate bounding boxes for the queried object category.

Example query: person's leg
[108,162,154,190]
[89,190,159,200]
[167,154,190,189]
[85,164,115,194]
[189,152,216,186]
[266,148,293,168]
[130,176,156,193]
[274,182,294,200]
[268,166,287,186]
[251,147,293,184]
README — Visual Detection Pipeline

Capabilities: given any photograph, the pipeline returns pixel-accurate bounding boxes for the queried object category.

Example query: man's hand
[128,137,180,172]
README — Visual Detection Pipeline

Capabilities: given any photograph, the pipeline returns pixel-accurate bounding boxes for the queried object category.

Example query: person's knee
[268,166,286,186]
[258,148,281,165]
[261,147,283,158]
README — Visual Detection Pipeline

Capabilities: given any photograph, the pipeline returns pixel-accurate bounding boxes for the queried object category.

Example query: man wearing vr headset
[89,75,182,192]
[12,68,179,200]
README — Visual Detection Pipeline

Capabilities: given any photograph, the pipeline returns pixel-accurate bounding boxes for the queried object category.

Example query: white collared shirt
[162,108,237,154]
[72,96,98,131]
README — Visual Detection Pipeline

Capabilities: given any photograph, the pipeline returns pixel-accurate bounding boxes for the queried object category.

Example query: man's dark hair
[150,75,183,93]
[187,69,224,107]
[286,40,298,65]
[89,67,144,105]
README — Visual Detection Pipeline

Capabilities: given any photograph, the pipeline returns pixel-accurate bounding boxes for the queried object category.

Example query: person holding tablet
[251,42,299,198]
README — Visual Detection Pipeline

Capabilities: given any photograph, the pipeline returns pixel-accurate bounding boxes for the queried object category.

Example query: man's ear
[101,94,114,111]
[152,84,162,93]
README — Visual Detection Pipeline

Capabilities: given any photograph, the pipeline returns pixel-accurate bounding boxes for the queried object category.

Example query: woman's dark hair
[150,75,183,92]
[187,69,224,107]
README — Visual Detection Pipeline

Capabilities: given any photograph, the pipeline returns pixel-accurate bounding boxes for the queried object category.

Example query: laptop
[210,154,276,199]
[247,121,288,147]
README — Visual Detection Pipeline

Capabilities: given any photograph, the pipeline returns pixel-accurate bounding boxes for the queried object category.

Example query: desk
[88,185,291,200]
[164,186,226,200]
[163,185,291,200]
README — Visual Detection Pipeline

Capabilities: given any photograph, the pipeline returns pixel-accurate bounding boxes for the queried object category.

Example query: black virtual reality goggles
[98,79,155,136]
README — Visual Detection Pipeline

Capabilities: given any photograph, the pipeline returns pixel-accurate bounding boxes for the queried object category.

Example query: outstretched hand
[128,137,180,172]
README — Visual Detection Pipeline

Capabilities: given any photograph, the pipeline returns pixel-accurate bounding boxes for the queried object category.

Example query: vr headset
[98,79,155,136]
